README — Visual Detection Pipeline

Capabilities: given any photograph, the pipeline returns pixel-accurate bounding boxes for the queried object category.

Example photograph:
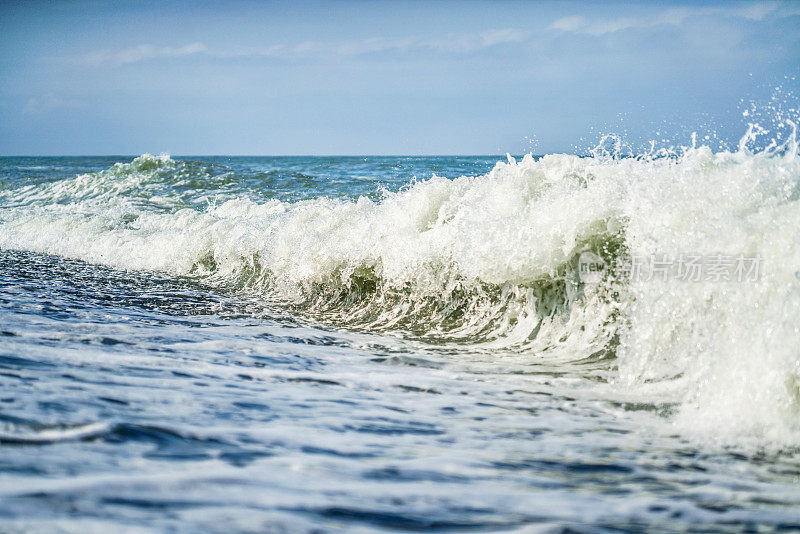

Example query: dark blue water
[1,156,799,532]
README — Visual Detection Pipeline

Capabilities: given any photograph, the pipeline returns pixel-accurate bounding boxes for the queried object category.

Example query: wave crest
[1,140,800,447]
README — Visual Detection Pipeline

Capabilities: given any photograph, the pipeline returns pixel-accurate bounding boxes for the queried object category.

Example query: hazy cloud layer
[77,43,208,66]
[548,2,798,36]
[76,29,531,66]
[72,2,798,68]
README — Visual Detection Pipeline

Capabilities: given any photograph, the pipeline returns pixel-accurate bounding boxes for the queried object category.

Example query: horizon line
[0,153,548,158]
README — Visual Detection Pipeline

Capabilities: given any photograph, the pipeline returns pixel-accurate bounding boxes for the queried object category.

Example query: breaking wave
[1,126,799,448]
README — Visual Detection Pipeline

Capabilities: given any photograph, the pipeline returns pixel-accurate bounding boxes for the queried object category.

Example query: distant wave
[1,126,799,448]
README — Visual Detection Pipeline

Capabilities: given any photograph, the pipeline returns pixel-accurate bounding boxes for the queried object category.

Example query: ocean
[1,148,799,532]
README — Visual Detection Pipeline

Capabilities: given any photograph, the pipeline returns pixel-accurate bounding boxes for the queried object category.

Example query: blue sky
[1,0,798,155]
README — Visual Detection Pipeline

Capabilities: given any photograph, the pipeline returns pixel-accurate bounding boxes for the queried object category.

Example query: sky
[0,0,798,155]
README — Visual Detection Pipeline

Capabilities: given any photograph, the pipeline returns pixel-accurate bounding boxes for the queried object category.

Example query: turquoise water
[1,154,800,532]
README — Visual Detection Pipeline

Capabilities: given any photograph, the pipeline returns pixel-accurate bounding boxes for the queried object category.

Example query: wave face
[1,139,799,447]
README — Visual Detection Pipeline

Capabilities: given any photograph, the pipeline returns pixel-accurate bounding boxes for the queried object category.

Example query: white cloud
[216,29,530,60]
[74,29,529,66]
[328,31,526,57]
[77,42,206,66]
[434,28,530,53]
[548,10,691,36]
[547,1,795,36]
[22,94,77,114]
[548,16,587,33]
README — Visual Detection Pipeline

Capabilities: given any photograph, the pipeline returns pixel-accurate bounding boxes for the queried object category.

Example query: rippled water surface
[1,155,800,532]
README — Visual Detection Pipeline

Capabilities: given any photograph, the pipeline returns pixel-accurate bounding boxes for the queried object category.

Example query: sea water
[1,146,799,532]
